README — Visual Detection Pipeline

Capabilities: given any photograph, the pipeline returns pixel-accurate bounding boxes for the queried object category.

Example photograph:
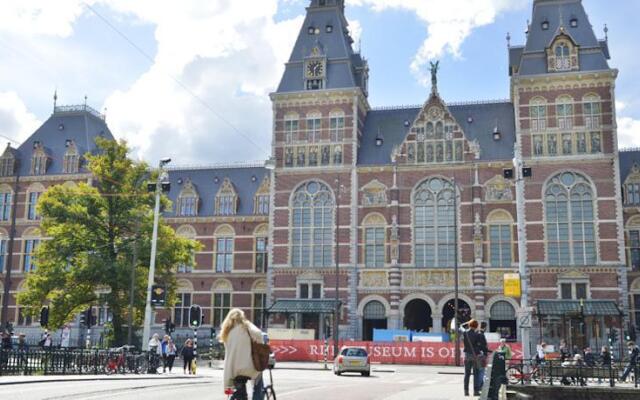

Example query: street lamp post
[513,154,531,360]
[334,178,344,358]
[452,177,461,367]
[142,158,171,351]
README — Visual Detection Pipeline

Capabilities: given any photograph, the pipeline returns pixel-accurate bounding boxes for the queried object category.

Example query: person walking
[461,319,484,397]
[181,339,195,375]
[559,339,571,362]
[165,338,177,373]
[60,325,71,349]
[620,341,640,382]
[584,347,595,367]
[220,308,266,400]
[476,322,490,389]
[599,345,612,384]
[161,335,170,373]
[148,333,162,373]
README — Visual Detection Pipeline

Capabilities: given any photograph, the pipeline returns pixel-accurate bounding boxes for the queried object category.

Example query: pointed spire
[604,24,609,41]
[558,3,565,32]
[506,32,511,48]
[53,89,58,111]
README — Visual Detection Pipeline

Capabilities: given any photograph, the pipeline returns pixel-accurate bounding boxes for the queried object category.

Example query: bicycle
[506,360,547,384]
[105,347,127,374]
[225,367,276,400]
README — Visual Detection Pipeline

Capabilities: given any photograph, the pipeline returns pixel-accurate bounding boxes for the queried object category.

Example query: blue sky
[0,0,638,165]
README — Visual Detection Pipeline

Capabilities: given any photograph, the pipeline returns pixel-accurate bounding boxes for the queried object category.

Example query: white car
[333,347,370,377]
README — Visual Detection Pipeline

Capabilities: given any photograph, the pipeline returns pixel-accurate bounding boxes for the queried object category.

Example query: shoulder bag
[246,324,271,372]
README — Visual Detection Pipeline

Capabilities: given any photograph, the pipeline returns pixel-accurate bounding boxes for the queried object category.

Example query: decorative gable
[254,176,270,215]
[0,143,16,177]
[62,140,80,174]
[547,31,580,73]
[396,91,471,165]
[215,178,238,216]
[177,179,200,217]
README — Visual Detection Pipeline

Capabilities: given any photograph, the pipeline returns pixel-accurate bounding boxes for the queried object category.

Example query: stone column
[432,313,443,333]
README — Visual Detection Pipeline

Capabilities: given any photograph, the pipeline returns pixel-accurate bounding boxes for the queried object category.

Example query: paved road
[0,365,476,400]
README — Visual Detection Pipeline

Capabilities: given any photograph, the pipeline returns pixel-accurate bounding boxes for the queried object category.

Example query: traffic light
[189,305,202,328]
[609,328,619,345]
[79,310,86,327]
[151,285,166,307]
[40,306,49,328]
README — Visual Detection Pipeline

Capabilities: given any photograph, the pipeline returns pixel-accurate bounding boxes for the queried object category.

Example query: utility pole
[452,177,461,367]
[1,172,19,330]
[142,158,171,351]
[513,154,531,360]
[128,221,139,346]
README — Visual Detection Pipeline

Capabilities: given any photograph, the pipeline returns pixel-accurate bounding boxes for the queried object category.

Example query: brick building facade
[1,0,639,350]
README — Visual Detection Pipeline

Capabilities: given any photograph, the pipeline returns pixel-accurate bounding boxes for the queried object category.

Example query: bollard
[324,339,328,370]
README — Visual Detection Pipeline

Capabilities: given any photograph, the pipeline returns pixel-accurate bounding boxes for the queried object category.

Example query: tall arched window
[487,210,513,268]
[291,181,334,267]
[530,98,547,132]
[414,178,456,268]
[363,213,386,268]
[556,95,573,130]
[545,172,596,266]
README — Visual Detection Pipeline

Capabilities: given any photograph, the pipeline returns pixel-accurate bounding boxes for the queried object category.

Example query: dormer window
[31,143,47,175]
[254,176,270,215]
[555,43,571,70]
[215,178,238,216]
[570,18,578,28]
[326,25,333,33]
[0,144,15,177]
[62,140,80,174]
[177,179,199,217]
[541,19,550,30]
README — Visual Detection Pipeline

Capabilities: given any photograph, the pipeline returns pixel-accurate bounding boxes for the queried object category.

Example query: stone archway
[442,299,472,332]
[403,299,433,332]
[362,300,387,341]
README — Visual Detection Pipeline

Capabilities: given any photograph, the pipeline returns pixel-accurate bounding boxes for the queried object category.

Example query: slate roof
[165,165,268,217]
[619,149,640,183]
[511,0,610,76]
[276,0,365,93]
[15,106,113,176]
[357,101,516,166]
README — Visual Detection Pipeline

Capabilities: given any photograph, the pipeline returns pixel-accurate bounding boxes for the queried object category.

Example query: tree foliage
[18,138,200,345]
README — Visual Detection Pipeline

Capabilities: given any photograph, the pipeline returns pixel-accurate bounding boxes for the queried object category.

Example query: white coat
[223,322,264,389]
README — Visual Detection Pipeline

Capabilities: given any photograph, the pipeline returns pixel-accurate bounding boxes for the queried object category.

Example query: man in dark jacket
[462,319,484,397]
[620,341,640,382]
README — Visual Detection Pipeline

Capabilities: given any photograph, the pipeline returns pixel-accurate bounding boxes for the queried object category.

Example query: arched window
[62,140,80,174]
[414,178,455,268]
[363,213,386,268]
[530,98,547,132]
[26,183,44,220]
[0,184,12,222]
[306,112,322,142]
[329,111,345,142]
[176,225,197,273]
[556,95,573,130]
[583,94,601,129]
[291,181,334,267]
[487,210,513,268]
[284,113,299,144]
[215,225,235,272]
[555,43,571,70]
[363,300,386,319]
[626,216,640,270]
[177,179,199,217]
[22,227,41,273]
[545,172,596,266]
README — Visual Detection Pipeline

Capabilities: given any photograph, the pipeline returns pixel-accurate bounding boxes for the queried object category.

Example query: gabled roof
[165,165,268,217]
[511,0,610,76]
[276,0,365,93]
[357,101,516,166]
[619,149,640,183]
[15,105,114,176]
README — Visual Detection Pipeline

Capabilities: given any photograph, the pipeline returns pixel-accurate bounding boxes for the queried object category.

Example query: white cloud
[618,117,640,149]
[0,0,96,37]
[0,92,42,144]
[347,0,527,84]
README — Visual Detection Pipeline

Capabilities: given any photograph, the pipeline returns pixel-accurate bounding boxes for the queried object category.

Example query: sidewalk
[0,370,209,385]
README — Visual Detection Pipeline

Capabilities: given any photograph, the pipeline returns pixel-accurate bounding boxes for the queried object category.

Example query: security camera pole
[142,157,171,351]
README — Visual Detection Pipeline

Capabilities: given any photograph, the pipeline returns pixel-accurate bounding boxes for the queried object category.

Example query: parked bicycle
[506,359,547,384]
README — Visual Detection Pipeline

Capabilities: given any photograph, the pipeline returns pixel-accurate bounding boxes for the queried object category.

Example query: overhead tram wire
[82,2,266,154]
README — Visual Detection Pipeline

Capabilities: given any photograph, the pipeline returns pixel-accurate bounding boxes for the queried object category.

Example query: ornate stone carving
[361,271,389,288]
[473,213,483,264]
[486,271,505,288]
[402,269,472,288]
[361,179,388,207]
[485,175,513,203]
[390,215,399,263]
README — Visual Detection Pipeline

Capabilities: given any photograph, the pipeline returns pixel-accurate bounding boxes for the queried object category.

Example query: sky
[0,0,638,166]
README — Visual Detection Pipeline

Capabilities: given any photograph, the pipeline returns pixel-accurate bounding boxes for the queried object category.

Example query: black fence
[0,347,161,376]
[505,358,640,388]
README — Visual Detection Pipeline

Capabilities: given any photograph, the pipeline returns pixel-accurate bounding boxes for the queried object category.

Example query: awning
[267,299,341,314]
[536,300,622,317]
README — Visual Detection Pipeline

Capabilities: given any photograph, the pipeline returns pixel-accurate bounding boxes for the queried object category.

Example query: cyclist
[220,308,266,400]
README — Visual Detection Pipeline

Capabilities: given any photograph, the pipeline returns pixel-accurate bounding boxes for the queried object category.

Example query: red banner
[270,340,523,366]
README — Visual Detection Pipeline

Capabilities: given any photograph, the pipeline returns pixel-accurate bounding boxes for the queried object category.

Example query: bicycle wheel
[506,367,523,384]
[264,386,276,400]
[532,368,546,384]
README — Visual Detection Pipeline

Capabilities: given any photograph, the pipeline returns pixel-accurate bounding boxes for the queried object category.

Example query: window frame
[174,292,192,328]
[215,237,234,273]
[212,292,231,327]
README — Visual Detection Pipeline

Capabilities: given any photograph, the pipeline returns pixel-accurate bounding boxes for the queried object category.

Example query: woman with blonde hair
[220,308,266,400]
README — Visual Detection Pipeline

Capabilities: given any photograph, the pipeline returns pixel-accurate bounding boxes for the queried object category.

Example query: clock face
[306,60,324,78]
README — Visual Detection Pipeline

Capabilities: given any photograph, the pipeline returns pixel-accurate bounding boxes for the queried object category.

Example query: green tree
[18,138,200,345]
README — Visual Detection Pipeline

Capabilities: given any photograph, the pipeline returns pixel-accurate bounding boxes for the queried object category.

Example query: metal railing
[0,347,158,376]
[505,358,640,388]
